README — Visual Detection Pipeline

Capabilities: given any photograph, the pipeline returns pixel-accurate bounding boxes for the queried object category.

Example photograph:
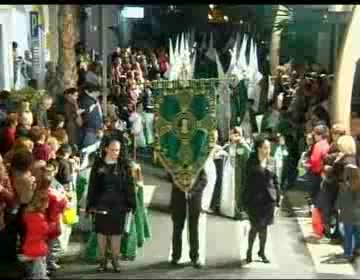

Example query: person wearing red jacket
[305,125,330,207]
[21,190,49,280]
[46,182,68,271]
[0,113,18,156]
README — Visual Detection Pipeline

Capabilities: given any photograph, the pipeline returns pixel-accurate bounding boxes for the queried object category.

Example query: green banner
[153,79,220,192]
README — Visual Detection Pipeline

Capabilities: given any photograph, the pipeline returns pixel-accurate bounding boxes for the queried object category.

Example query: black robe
[243,157,279,227]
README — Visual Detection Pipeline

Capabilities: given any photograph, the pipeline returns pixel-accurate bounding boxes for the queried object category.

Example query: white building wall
[13,7,31,57]
[0,9,13,90]
[0,5,31,90]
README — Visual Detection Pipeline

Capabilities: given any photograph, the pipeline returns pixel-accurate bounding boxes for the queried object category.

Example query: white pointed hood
[206,32,216,62]
[175,35,180,61]
[215,50,224,79]
[200,32,207,51]
[227,33,239,76]
[235,33,248,80]
[169,37,174,66]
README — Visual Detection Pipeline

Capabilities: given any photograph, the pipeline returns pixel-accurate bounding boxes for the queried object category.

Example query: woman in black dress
[86,137,136,272]
[243,136,280,264]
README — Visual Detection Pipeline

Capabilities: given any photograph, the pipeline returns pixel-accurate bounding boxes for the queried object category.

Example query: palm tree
[269,5,289,75]
[56,5,80,94]
[269,5,328,73]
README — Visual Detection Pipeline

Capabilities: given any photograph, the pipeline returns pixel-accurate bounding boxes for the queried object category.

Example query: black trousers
[210,158,224,211]
[170,187,203,262]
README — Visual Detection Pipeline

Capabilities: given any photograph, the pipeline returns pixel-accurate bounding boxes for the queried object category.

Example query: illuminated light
[224,15,229,22]
[240,20,244,24]
[209,4,215,9]
[121,6,144,19]
[208,14,213,20]
[323,13,328,19]
[261,40,265,44]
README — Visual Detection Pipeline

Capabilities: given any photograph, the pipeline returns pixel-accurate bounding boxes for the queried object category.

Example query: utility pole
[99,5,108,117]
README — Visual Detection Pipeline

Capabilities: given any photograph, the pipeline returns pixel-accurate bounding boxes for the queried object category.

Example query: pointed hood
[236,33,248,80]
[206,32,216,62]
[175,34,180,60]
[209,32,214,50]
[253,39,263,83]
[190,28,195,49]
[180,32,185,58]
[222,31,235,53]
[216,50,225,79]
[200,32,207,51]
[191,48,197,79]
[169,37,174,66]
[227,33,239,75]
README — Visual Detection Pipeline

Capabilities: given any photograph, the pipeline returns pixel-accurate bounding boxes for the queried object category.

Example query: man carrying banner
[169,169,207,269]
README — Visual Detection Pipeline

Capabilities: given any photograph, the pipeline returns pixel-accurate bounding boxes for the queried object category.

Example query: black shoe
[97,258,108,272]
[258,252,270,263]
[192,260,203,269]
[170,259,179,266]
[111,257,121,273]
[246,251,252,263]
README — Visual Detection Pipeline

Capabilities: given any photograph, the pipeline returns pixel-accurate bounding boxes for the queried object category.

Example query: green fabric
[76,176,88,204]
[191,129,208,163]
[261,111,278,133]
[230,80,248,128]
[143,112,154,146]
[120,186,151,258]
[84,231,98,262]
[159,131,181,162]
[83,185,151,261]
[190,95,208,121]
[234,143,251,219]
[160,96,181,122]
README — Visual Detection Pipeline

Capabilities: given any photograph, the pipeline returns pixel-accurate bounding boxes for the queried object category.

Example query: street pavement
[53,161,360,279]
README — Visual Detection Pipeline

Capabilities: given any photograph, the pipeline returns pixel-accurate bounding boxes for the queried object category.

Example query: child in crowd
[298,133,315,177]
[47,137,60,160]
[31,126,52,162]
[45,162,68,271]
[21,188,50,279]
[52,128,69,146]
[55,145,73,193]
[1,113,18,155]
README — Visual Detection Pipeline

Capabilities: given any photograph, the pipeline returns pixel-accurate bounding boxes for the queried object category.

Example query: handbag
[62,208,78,225]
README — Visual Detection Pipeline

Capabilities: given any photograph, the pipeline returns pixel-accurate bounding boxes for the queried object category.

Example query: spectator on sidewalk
[34,95,53,129]
[334,135,360,263]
